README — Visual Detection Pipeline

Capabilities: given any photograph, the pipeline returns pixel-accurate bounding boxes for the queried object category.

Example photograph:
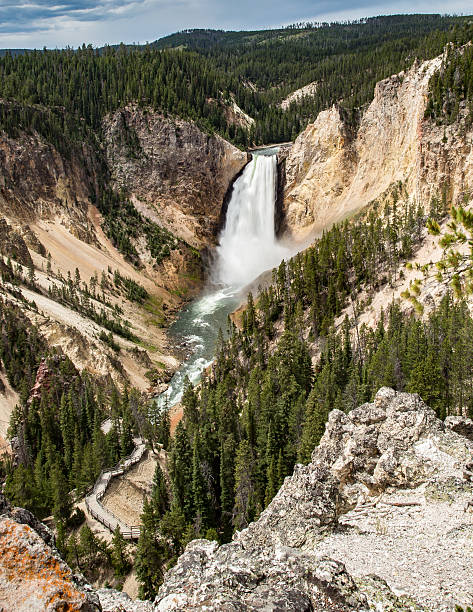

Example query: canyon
[3,49,473,410]
[0,104,248,408]
[2,41,473,611]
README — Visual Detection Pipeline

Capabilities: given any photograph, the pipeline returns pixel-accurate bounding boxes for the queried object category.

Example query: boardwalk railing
[84,439,146,540]
[85,498,141,540]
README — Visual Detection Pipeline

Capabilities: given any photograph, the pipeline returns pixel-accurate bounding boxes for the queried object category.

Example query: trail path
[84,438,146,539]
[101,449,159,527]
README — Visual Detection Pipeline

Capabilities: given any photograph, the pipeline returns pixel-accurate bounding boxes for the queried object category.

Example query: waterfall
[213,153,291,289]
[157,150,292,409]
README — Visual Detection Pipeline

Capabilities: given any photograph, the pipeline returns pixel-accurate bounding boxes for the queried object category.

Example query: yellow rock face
[282,54,473,239]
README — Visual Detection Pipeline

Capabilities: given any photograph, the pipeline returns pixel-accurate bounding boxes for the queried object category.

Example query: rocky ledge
[155,388,473,611]
[0,494,100,611]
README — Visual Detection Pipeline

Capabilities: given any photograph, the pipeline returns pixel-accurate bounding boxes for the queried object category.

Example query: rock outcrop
[0,494,100,611]
[155,388,473,611]
[282,53,473,237]
[103,106,249,248]
[0,121,96,241]
[279,81,318,111]
[0,218,33,267]
[2,389,473,610]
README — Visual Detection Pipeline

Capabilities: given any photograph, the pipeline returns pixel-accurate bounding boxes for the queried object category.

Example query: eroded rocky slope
[153,388,473,611]
[282,53,473,238]
[0,128,96,237]
[103,106,249,248]
[0,109,247,425]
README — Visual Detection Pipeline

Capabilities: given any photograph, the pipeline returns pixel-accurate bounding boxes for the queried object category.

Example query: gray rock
[445,415,473,441]
[155,388,473,611]
[103,106,249,249]
[97,588,154,611]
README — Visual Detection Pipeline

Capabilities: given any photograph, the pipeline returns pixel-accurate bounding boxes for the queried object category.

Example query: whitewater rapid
[157,149,292,408]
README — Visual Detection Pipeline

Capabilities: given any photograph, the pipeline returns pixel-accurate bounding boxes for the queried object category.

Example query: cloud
[0,0,149,33]
[0,0,472,49]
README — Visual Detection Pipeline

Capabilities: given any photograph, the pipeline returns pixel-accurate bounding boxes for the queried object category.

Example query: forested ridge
[1,14,473,146]
[425,41,473,125]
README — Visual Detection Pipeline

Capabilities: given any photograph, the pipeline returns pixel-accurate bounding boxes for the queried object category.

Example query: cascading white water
[213,153,291,289]
[157,150,292,408]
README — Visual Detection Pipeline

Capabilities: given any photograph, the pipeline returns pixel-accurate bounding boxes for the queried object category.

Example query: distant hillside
[1,15,473,145]
[0,49,31,57]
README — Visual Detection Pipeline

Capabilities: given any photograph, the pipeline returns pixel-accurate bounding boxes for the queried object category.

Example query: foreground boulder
[0,495,100,611]
[155,388,473,611]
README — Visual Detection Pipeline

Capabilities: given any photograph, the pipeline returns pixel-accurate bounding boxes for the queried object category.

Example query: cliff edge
[154,388,473,611]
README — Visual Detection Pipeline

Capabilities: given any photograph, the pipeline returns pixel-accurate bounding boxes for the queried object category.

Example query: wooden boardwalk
[84,438,146,539]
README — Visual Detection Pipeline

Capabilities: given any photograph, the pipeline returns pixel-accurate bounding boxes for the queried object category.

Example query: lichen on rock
[0,494,100,611]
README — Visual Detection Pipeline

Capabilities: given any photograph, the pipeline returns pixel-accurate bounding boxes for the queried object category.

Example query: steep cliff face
[283,54,473,238]
[0,126,183,395]
[0,129,96,241]
[154,388,473,611]
[103,106,249,248]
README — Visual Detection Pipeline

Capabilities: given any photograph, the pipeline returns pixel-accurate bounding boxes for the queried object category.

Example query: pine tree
[299,382,330,464]
[192,435,209,532]
[120,407,134,457]
[264,422,278,506]
[111,526,131,578]
[135,523,164,599]
[182,377,199,434]
[219,434,235,538]
[151,462,169,518]
[51,461,71,522]
[233,439,256,530]
[169,422,193,521]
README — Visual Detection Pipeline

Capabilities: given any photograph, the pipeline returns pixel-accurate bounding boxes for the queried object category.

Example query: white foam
[213,154,292,289]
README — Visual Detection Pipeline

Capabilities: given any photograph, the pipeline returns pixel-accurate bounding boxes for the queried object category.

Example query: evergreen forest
[1,15,473,147]
[2,12,473,600]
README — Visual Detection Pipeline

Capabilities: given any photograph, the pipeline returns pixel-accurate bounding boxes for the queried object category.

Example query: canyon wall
[0,107,247,409]
[282,54,473,238]
[103,106,249,248]
[0,128,97,243]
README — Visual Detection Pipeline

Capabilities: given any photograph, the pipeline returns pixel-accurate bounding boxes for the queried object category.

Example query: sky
[1,0,472,50]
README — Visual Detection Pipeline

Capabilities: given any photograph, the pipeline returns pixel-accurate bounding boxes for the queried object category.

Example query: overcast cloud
[0,0,472,49]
